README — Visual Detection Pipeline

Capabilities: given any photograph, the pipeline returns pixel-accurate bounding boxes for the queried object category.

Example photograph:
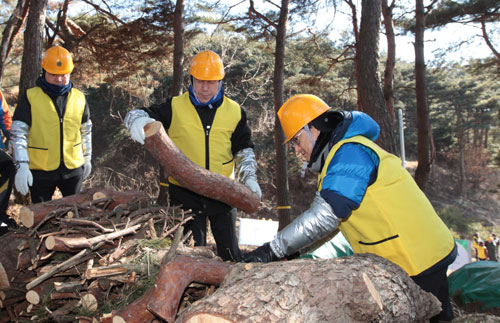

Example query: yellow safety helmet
[41,46,74,75]
[189,50,225,81]
[277,94,330,143]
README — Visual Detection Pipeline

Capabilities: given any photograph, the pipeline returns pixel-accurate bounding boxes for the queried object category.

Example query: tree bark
[414,0,432,191]
[273,0,292,230]
[17,0,47,103]
[356,0,397,154]
[176,254,441,323]
[18,187,148,228]
[143,121,260,214]
[382,0,396,125]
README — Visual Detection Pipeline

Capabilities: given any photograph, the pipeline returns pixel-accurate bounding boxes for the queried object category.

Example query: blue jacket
[312,111,380,219]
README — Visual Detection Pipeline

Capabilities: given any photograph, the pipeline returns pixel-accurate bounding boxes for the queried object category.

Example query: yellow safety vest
[168,92,241,186]
[27,87,86,171]
[318,135,455,276]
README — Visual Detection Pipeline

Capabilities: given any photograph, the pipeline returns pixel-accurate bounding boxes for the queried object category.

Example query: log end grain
[80,293,98,312]
[185,313,234,323]
[19,207,34,228]
[144,121,162,137]
[26,290,40,305]
[92,192,108,201]
[45,236,56,251]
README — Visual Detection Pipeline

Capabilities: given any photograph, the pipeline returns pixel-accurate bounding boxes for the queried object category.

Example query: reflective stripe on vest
[318,135,455,276]
[27,87,85,171]
[168,92,241,186]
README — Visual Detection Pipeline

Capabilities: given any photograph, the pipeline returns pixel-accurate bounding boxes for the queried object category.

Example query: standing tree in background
[157,0,185,206]
[382,0,396,126]
[355,0,397,154]
[0,0,28,86]
[18,0,48,101]
[273,0,292,229]
[414,0,432,191]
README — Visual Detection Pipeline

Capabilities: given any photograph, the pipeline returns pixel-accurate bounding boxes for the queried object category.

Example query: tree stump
[143,121,260,214]
[175,254,442,323]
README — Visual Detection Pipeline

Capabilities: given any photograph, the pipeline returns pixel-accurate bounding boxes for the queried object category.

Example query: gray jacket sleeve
[235,147,258,184]
[10,120,30,163]
[270,192,341,258]
[81,119,92,160]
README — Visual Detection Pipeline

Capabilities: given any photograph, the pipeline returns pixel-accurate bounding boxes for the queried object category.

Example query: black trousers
[30,171,84,203]
[169,184,242,262]
[412,266,454,322]
[0,150,14,223]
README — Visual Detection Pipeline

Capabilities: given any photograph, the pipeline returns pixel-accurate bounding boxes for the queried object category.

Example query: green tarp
[302,230,354,259]
[448,260,500,310]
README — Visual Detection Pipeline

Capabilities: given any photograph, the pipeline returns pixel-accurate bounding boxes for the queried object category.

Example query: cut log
[144,121,260,214]
[175,254,442,323]
[45,224,142,251]
[19,187,149,228]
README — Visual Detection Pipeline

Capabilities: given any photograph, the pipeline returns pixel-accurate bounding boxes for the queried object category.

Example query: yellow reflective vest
[27,87,86,171]
[318,135,455,276]
[168,92,241,186]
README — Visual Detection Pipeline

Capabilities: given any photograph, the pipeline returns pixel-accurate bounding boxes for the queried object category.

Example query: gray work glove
[15,163,32,196]
[82,158,92,180]
[129,116,155,145]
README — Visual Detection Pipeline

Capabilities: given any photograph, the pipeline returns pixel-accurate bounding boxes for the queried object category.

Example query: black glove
[241,242,280,263]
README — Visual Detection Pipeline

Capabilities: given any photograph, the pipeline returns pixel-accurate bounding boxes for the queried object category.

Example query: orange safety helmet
[189,50,225,81]
[277,94,330,143]
[41,46,74,75]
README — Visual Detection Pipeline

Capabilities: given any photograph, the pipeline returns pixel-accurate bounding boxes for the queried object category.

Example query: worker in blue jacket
[243,94,457,323]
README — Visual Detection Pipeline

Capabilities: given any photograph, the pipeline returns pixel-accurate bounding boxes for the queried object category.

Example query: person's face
[290,126,320,161]
[45,72,70,86]
[193,78,220,104]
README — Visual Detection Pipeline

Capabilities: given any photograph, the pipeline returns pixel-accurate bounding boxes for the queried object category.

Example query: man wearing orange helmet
[124,50,260,262]
[242,94,457,322]
[11,45,92,203]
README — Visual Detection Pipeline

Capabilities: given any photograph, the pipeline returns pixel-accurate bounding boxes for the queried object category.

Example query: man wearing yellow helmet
[124,50,260,262]
[11,45,92,203]
[243,94,457,322]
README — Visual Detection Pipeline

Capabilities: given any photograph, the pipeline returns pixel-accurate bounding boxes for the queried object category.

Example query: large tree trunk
[17,0,47,101]
[356,0,397,154]
[175,254,441,323]
[273,0,292,230]
[414,0,432,191]
[382,0,396,126]
[144,122,260,214]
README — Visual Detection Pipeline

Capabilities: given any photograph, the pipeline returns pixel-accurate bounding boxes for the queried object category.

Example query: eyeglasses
[290,129,304,145]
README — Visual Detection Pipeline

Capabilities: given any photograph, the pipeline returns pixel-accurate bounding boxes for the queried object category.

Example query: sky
[222,0,498,63]
[64,0,498,63]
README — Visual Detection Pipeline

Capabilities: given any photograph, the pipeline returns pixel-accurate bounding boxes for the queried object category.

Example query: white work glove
[15,163,33,196]
[83,159,92,180]
[129,117,155,145]
[244,177,262,199]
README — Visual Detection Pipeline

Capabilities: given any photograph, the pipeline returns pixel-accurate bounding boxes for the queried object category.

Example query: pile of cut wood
[0,187,197,323]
